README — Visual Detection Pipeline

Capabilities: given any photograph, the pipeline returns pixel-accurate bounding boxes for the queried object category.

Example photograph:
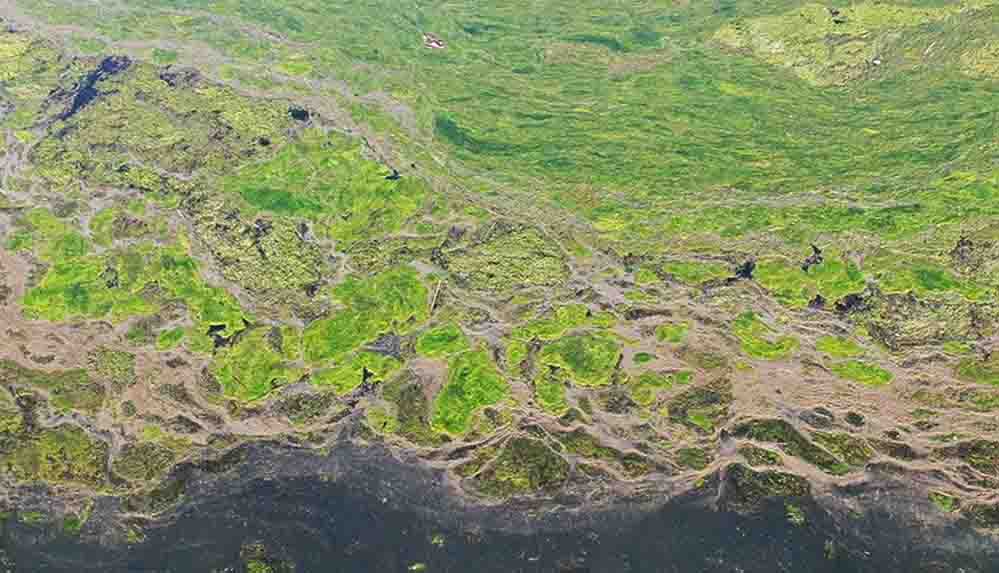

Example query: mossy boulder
[472,437,569,497]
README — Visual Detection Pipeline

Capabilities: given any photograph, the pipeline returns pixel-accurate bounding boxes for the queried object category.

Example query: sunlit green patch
[962,41,999,78]
[633,267,659,285]
[929,491,960,513]
[732,312,798,360]
[628,371,674,407]
[3,425,108,487]
[633,352,655,364]
[656,322,689,344]
[212,328,305,402]
[943,341,974,355]
[416,323,469,358]
[816,336,864,358]
[88,205,156,248]
[225,128,428,248]
[830,360,893,387]
[511,304,614,342]
[754,255,864,309]
[538,332,621,387]
[87,347,136,391]
[304,267,428,363]
[659,261,730,286]
[533,367,569,416]
[0,359,104,413]
[311,350,400,395]
[869,257,987,301]
[431,349,510,435]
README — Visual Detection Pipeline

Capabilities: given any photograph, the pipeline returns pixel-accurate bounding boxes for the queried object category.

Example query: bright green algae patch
[656,322,689,344]
[755,255,865,308]
[304,267,428,362]
[211,328,304,402]
[629,370,692,407]
[732,312,798,360]
[816,336,864,358]
[443,227,569,293]
[225,128,428,248]
[416,323,469,358]
[538,332,621,387]
[830,361,894,387]
[533,367,570,416]
[432,350,510,435]
[312,351,400,395]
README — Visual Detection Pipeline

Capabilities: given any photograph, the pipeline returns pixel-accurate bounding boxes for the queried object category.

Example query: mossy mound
[731,312,798,360]
[442,225,568,293]
[431,350,509,436]
[0,360,104,414]
[538,332,621,388]
[734,419,850,476]
[3,426,108,487]
[721,463,811,511]
[471,437,569,497]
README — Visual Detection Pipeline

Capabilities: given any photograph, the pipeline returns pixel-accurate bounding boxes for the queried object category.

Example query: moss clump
[472,437,569,497]
[937,440,999,476]
[559,429,652,478]
[112,442,177,483]
[87,347,136,391]
[3,426,107,487]
[956,355,999,386]
[304,267,428,363]
[443,226,568,293]
[816,336,864,358]
[381,373,444,446]
[738,444,783,467]
[538,332,620,387]
[659,260,731,285]
[416,323,469,358]
[666,380,732,433]
[0,359,104,414]
[963,41,999,79]
[212,328,304,402]
[224,128,428,248]
[754,255,865,309]
[656,322,689,344]
[929,491,960,513]
[431,350,509,435]
[732,312,798,360]
[676,447,712,470]
[830,360,893,387]
[156,327,186,350]
[811,432,874,466]
[722,463,811,510]
[510,304,615,343]
[534,367,570,416]
[733,419,849,476]
[275,391,338,425]
[628,370,691,407]
[311,351,400,395]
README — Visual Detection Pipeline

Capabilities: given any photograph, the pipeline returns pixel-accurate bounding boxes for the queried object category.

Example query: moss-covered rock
[441,224,568,293]
[721,463,811,510]
[3,425,108,487]
[733,419,849,475]
[0,360,104,414]
[472,437,569,497]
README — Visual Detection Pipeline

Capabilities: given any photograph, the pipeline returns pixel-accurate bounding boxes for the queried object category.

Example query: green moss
[87,347,136,391]
[416,323,469,358]
[732,312,798,360]
[3,426,108,487]
[0,360,104,413]
[538,332,620,387]
[660,261,730,285]
[667,380,732,433]
[956,355,999,386]
[304,267,428,363]
[816,336,864,358]
[723,463,811,509]
[382,374,444,446]
[677,447,712,470]
[628,371,690,407]
[311,350,400,395]
[443,227,568,293]
[755,255,865,309]
[811,432,874,466]
[511,304,614,343]
[533,367,569,416]
[156,327,186,350]
[738,444,783,467]
[560,429,652,478]
[830,360,894,387]
[734,419,849,476]
[656,322,689,344]
[112,442,177,483]
[929,491,960,513]
[472,437,569,497]
[431,350,510,435]
[225,128,427,248]
[212,328,304,402]
[633,352,655,364]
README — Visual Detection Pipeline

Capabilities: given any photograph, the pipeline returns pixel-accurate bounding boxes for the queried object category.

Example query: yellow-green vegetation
[716,2,986,86]
[87,347,136,391]
[559,429,651,478]
[929,491,960,513]
[537,332,621,387]
[956,355,999,386]
[212,328,305,402]
[506,304,615,369]
[432,350,510,435]
[304,267,428,362]
[442,227,568,293]
[112,442,177,483]
[816,336,864,358]
[754,255,865,308]
[629,370,691,407]
[0,360,104,413]
[734,419,850,476]
[732,312,798,360]
[471,437,569,497]
[416,323,469,358]
[3,426,108,487]
[869,256,988,301]
[311,351,400,395]
[656,322,689,344]
[223,128,428,248]
[830,361,894,387]
[533,367,570,416]
[659,261,731,286]
[811,432,874,466]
